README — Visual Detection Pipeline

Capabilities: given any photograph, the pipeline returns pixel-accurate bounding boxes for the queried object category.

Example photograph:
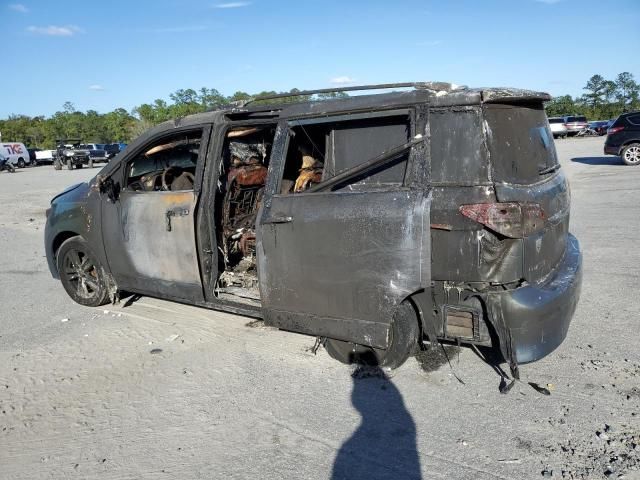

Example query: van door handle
[264,215,293,224]
[166,208,189,231]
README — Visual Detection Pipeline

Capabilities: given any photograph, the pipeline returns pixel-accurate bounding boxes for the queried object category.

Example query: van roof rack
[238,82,465,107]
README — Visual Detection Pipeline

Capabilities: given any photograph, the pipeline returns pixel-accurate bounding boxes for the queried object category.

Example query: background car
[1,142,31,167]
[54,139,91,170]
[548,117,568,138]
[104,143,123,159]
[588,120,610,135]
[604,111,640,165]
[27,147,40,165]
[562,115,588,135]
[80,143,109,164]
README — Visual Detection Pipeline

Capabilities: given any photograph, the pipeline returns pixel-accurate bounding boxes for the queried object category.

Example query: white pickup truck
[34,149,57,164]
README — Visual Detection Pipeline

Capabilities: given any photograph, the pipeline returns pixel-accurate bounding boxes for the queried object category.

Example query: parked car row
[547,115,588,138]
[548,115,616,139]
[5,142,127,169]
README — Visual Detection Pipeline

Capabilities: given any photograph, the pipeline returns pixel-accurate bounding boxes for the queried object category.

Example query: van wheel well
[52,231,81,258]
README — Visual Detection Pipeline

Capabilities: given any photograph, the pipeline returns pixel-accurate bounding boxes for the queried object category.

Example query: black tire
[88,158,94,168]
[325,301,420,369]
[17,158,25,168]
[53,158,62,170]
[621,143,640,166]
[6,163,15,173]
[56,236,110,307]
[77,164,83,169]
[67,158,73,170]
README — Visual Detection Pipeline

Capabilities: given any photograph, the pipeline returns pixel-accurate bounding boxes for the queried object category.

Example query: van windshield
[485,103,560,184]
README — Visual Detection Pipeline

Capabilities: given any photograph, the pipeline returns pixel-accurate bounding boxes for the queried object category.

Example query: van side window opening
[126,131,202,192]
[216,126,276,301]
[281,115,410,194]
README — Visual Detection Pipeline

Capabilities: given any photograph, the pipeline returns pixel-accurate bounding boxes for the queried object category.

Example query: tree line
[1,74,637,149]
[545,72,639,120]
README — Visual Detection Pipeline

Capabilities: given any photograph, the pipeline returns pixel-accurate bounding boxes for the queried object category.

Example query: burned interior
[215,126,274,301]
[126,132,200,192]
[214,114,412,304]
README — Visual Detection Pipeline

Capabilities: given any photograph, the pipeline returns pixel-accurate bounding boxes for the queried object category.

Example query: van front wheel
[57,236,110,307]
[324,302,420,369]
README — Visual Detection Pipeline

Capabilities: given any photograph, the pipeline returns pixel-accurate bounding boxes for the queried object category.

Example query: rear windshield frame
[484,102,560,184]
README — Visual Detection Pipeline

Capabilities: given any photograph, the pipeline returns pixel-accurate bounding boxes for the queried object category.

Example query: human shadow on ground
[332,366,422,480]
[571,156,622,166]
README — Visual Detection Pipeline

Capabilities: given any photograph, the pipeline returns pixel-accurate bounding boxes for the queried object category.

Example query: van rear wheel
[622,143,640,166]
[324,302,420,369]
[17,158,25,168]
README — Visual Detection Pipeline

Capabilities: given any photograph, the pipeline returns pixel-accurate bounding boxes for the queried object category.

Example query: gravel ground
[0,137,638,479]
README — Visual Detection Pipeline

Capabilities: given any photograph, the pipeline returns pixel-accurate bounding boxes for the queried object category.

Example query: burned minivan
[45,83,582,374]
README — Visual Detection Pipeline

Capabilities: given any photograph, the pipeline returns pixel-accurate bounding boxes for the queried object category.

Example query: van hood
[50,182,88,204]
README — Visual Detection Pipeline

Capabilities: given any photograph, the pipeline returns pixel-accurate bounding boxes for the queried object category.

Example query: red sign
[4,144,23,155]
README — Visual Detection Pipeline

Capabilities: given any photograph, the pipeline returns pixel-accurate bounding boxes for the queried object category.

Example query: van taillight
[459,203,546,238]
[607,126,624,135]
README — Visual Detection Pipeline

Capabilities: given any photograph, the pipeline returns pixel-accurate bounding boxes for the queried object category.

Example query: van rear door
[483,102,571,283]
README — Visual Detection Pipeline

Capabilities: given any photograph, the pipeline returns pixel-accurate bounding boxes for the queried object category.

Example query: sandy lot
[1,137,639,479]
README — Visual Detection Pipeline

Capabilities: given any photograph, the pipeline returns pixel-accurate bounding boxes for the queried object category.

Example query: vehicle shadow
[331,366,422,480]
[571,156,622,166]
[120,292,143,308]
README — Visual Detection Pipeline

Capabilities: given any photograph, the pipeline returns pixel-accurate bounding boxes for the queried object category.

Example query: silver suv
[562,115,588,136]
[548,117,568,138]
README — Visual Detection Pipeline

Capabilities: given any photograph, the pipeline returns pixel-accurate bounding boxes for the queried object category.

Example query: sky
[2,0,639,118]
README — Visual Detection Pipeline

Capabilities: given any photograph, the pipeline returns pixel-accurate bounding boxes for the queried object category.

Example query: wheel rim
[624,146,640,164]
[63,249,100,299]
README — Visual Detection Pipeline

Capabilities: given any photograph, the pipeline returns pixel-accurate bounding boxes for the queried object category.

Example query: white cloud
[8,3,28,13]
[146,25,208,33]
[88,84,105,91]
[213,2,251,8]
[330,76,356,85]
[26,25,83,36]
[417,40,441,47]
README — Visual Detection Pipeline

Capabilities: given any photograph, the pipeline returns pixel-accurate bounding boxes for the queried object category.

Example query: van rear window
[548,118,564,124]
[484,103,559,184]
[567,116,586,123]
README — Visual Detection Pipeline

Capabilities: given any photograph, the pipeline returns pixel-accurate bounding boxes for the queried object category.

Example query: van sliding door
[257,113,430,348]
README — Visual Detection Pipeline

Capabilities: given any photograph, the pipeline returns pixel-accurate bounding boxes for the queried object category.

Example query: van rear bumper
[486,234,582,363]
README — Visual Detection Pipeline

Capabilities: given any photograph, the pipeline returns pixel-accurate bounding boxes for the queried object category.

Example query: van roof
[100,85,552,179]
[224,86,551,116]
[166,85,551,127]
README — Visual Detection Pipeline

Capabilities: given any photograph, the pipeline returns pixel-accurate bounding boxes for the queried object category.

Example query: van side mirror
[95,174,119,202]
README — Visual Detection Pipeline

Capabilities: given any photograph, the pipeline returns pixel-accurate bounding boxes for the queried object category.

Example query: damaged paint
[44,83,582,370]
